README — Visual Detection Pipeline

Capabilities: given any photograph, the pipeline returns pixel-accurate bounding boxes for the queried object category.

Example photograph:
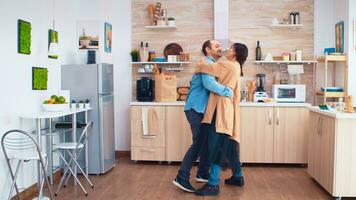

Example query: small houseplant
[78,100,85,109]
[130,50,139,62]
[85,99,90,108]
[71,100,77,110]
[167,17,175,26]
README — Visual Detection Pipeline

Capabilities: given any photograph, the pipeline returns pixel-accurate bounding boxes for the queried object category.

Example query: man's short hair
[202,40,211,56]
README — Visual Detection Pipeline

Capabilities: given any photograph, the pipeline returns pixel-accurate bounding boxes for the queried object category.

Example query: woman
[194,43,248,196]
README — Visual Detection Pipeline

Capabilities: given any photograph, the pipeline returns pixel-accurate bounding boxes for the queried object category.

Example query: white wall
[347,0,356,103]
[0,0,132,197]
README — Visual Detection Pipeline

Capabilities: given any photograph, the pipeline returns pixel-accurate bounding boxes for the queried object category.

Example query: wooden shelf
[254,60,316,65]
[317,55,347,62]
[270,24,303,29]
[145,25,177,30]
[132,62,190,65]
[316,92,346,98]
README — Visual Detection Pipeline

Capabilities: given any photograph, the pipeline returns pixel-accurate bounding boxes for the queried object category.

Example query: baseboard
[115,151,131,159]
[11,170,62,200]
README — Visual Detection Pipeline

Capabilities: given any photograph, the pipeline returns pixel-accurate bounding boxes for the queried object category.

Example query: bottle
[142,43,149,62]
[256,41,262,61]
[139,41,145,62]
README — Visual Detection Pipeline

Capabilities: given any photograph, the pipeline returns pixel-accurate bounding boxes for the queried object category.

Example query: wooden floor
[48,158,353,200]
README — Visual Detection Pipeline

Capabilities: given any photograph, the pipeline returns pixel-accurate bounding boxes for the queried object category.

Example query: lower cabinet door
[308,112,322,182]
[131,147,166,161]
[166,106,193,162]
[319,115,335,194]
[273,107,308,163]
[240,107,274,163]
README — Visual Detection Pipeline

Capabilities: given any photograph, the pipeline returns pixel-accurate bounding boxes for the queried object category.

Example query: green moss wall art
[18,19,32,55]
[48,29,59,59]
[32,67,48,90]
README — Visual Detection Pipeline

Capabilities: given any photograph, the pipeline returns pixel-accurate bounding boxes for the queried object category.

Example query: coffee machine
[253,74,269,102]
[137,77,154,101]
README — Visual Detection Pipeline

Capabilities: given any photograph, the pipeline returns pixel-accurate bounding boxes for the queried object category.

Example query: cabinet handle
[319,118,323,136]
[276,109,280,126]
[141,148,156,153]
[268,109,272,125]
[141,135,157,139]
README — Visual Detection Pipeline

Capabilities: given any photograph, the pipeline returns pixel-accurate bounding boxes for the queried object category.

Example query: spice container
[149,51,156,61]
[290,52,296,61]
[295,49,303,61]
[289,12,295,24]
[295,11,300,24]
[282,53,290,61]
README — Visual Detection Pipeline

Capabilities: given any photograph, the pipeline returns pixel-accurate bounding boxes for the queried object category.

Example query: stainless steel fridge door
[99,94,116,172]
[98,63,113,94]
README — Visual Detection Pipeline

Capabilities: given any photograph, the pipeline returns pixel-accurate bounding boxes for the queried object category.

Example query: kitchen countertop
[308,106,356,119]
[130,101,310,107]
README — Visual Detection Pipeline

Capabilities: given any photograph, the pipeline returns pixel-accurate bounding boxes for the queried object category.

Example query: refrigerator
[61,63,115,174]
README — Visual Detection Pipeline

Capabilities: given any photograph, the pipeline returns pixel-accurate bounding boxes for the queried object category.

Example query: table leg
[85,111,88,176]
[72,113,77,186]
[46,119,53,185]
[35,119,50,200]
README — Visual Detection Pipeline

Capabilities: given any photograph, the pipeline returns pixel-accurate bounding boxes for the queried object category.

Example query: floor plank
[49,158,354,200]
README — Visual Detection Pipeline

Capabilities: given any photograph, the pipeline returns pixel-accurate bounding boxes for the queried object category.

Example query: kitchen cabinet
[131,105,192,162]
[308,110,356,198]
[240,107,274,163]
[131,106,166,161]
[166,106,192,162]
[240,106,308,163]
[273,107,308,163]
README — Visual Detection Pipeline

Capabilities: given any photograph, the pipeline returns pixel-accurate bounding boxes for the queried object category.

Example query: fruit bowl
[42,103,70,112]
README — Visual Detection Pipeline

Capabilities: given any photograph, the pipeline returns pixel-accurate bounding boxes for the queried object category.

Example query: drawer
[131,147,166,161]
[131,133,165,147]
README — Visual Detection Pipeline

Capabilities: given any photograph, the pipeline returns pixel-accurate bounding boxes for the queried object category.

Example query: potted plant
[85,99,90,108]
[71,100,77,110]
[79,29,90,47]
[167,17,175,26]
[130,50,140,62]
[78,100,85,109]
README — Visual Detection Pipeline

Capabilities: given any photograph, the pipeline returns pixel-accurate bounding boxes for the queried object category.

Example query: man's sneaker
[172,176,195,193]
[194,183,219,196]
[224,176,244,187]
[195,174,209,183]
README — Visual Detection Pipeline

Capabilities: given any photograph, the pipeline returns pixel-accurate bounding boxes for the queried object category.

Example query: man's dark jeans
[177,109,209,181]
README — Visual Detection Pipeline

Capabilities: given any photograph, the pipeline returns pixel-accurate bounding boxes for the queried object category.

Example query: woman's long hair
[232,43,248,76]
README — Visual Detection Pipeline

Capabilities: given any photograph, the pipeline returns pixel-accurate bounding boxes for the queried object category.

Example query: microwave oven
[272,84,306,102]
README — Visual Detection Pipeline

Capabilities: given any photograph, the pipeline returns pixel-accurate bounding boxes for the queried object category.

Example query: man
[173,40,233,192]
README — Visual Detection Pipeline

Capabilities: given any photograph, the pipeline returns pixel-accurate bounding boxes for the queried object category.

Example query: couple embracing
[173,40,248,196]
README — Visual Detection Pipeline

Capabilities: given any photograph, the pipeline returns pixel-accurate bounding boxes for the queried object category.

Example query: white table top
[21,107,92,119]
[308,106,356,119]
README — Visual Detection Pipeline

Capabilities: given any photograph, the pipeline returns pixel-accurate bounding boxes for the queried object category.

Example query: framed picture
[104,22,112,53]
[48,29,58,59]
[77,20,99,50]
[32,67,48,90]
[18,19,32,55]
[335,21,344,53]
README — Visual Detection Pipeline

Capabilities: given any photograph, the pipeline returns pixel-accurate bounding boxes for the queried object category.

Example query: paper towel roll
[287,64,304,75]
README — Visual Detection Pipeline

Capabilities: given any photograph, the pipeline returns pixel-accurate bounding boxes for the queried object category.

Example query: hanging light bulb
[48,0,59,57]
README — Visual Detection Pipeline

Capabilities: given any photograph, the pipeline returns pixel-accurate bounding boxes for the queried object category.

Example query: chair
[1,130,54,200]
[54,121,94,196]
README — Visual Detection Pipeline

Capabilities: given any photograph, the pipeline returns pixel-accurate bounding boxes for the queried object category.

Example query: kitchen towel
[141,107,158,136]
[141,107,149,136]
